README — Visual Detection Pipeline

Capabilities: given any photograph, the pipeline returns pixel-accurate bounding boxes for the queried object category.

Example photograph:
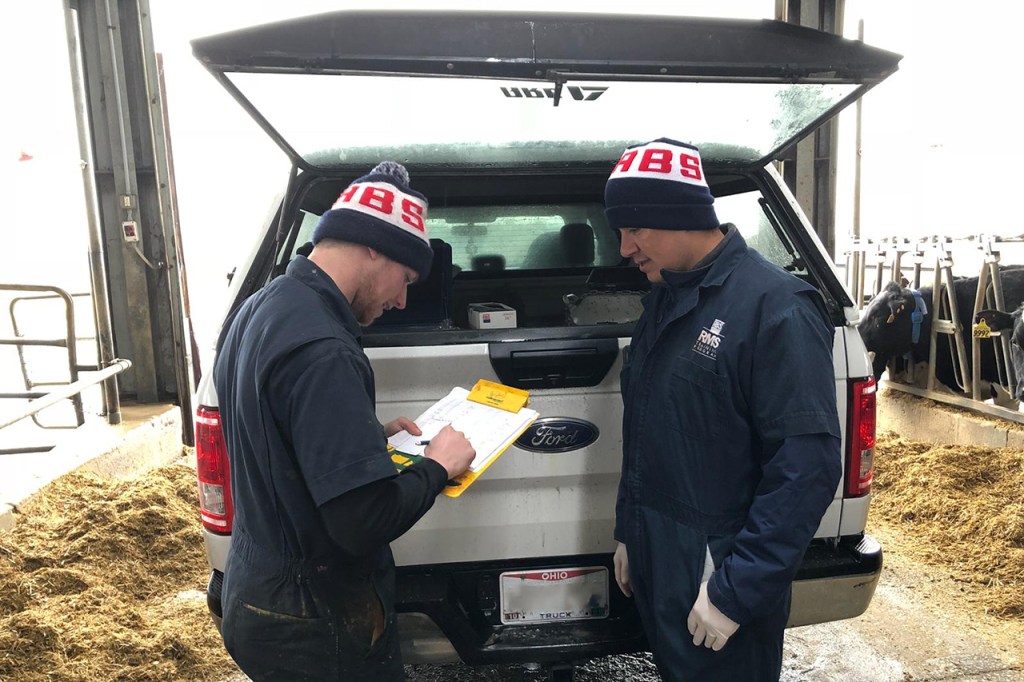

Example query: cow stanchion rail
[851,264,1024,399]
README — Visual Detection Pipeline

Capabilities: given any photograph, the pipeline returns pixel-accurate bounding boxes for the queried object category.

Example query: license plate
[499,566,609,625]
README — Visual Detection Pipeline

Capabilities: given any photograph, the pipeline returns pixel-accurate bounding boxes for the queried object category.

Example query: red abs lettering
[401,199,425,232]
[612,150,638,174]
[611,147,704,180]
[336,183,360,204]
[359,187,394,214]
[638,148,672,173]
[679,153,703,181]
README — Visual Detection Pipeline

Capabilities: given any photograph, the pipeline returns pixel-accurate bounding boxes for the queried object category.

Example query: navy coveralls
[213,256,404,681]
[617,229,841,681]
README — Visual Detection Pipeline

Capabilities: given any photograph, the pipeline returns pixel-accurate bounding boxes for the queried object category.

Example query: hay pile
[0,463,238,681]
[1,433,1020,678]
[873,432,1024,616]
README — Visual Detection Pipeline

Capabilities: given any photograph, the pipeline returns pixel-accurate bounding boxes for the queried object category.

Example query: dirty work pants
[220,528,404,681]
[628,510,789,682]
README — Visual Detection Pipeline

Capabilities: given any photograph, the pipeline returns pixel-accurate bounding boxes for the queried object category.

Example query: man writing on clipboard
[214,161,476,681]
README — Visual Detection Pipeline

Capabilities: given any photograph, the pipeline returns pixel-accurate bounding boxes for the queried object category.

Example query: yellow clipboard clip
[466,379,529,413]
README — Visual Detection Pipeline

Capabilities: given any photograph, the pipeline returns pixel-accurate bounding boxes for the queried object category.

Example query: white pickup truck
[190,10,897,675]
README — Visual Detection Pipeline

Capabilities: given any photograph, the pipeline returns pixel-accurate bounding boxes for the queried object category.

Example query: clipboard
[388,379,539,497]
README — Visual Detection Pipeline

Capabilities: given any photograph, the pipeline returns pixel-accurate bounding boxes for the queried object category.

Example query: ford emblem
[515,417,599,453]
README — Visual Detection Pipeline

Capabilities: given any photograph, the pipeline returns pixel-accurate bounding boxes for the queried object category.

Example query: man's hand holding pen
[424,425,475,479]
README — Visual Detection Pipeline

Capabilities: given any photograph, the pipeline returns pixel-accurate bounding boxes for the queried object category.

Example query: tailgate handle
[488,338,619,389]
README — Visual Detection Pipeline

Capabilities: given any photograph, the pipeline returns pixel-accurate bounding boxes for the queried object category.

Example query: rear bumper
[396,553,645,666]
[788,534,883,627]
[204,534,883,665]
[395,535,883,665]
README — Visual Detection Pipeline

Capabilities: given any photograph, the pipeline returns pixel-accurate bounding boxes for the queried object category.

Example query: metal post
[139,3,196,444]
[988,260,1016,394]
[911,245,923,289]
[850,244,862,308]
[928,248,972,396]
[98,0,160,403]
[64,2,123,425]
[852,19,864,245]
[975,242,1015,400]
[873,244,885,296]
[858,245,868,307]
[890,243,903,285]
[927,263,942,393]
[972,264,989,401]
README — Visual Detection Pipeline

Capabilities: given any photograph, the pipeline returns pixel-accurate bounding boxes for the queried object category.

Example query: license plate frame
[498,566,609,625]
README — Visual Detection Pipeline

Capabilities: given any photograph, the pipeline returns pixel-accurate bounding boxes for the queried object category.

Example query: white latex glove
[613,542,632,597]
[686,580,739,651]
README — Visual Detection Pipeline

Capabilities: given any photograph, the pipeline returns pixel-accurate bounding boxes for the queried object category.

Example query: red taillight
[195,406,233,534]
[845,377,876,498]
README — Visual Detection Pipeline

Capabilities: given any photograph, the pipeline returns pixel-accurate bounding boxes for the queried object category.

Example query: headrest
[560,223,595,265]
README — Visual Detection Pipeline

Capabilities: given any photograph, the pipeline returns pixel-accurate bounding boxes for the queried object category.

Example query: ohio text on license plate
[499,567,609,625]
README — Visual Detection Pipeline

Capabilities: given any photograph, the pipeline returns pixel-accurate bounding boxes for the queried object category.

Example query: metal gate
[0,284,131,454]
[842,235,1024,423]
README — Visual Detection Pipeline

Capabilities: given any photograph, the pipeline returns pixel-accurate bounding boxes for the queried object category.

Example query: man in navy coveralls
[606,138,842,681]
[214,162,475,680]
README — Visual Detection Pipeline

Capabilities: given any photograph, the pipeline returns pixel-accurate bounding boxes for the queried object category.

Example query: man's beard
[353,296,382,327]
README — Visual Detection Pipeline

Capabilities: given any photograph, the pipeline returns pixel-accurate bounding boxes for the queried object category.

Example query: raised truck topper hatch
[190,11,901,172]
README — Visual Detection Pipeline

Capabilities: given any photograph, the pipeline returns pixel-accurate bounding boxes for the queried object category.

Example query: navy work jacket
[617,229,841,626]
[213,256,397,570]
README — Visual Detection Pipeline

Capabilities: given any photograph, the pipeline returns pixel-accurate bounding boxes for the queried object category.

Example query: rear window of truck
[285,183,810,332]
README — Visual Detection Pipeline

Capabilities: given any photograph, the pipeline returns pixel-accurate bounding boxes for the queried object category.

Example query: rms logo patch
[693,319,725,360]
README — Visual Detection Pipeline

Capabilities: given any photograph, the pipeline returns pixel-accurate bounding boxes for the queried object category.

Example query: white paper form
[387,387,538,472]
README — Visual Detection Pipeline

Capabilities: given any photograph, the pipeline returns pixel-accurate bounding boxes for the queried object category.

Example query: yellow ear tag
[973,318,992,339]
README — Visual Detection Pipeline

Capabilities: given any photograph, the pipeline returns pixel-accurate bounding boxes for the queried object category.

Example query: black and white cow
[858,268,1024,394]
[974,304,1024,400]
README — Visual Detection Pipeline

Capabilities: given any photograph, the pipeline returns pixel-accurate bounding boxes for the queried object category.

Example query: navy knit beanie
[312,161,433,280]
[604,138,719,231]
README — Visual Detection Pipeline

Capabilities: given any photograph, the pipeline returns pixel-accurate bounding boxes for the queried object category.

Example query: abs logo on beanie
[604,138,720,232]
[610,142,705,184]
[331,181,427,234]
[312,161,434,281]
